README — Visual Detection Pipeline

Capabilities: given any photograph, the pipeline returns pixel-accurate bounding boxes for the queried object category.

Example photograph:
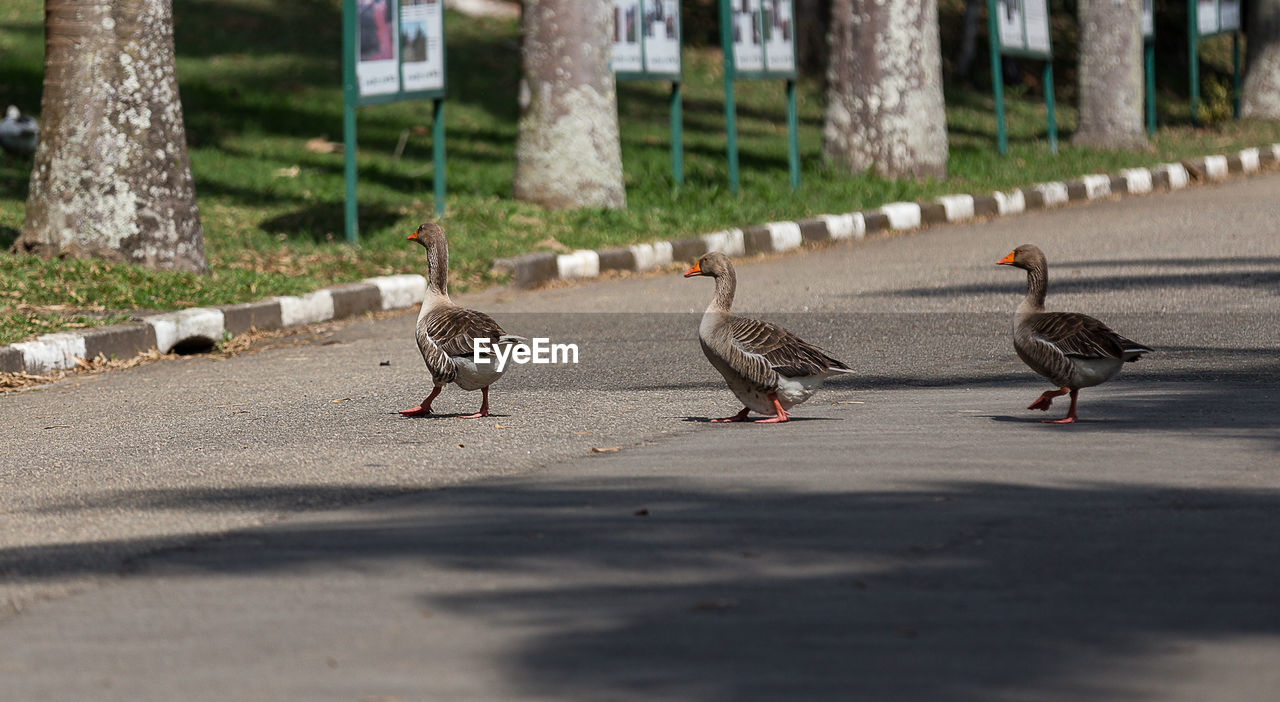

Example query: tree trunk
[1073,0,1145,148]
[822,0,948,180]
[513,0,625,210]
[1243,0,1280,118]
[16,0,206,273]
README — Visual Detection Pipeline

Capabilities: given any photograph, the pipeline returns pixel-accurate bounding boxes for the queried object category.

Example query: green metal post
[719,0,739,193]
[1145,40,1157,135]
[1232,31,1241,119]
[432,98,446,216]
[786,79,799,189]
[1189,0,1200,124]
[986,0,1007,155]
[670,81,684,187]
[1043,62,1058,155]
[341,0,359,245]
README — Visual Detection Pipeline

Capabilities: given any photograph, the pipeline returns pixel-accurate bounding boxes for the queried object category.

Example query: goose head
[996,244,1046,271]
[683,251,733,279]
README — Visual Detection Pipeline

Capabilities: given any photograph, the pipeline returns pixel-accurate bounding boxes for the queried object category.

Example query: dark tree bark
[822,0,948,180]
[1243,0,1280,118]
[513,0,625,210]
[1073,0,1145,148]
[16,0,207,273]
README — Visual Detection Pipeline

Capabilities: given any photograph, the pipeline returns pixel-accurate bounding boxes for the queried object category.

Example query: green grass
[1,0,1277,345]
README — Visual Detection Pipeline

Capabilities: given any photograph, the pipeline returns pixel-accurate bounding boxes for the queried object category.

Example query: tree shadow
[7,477,1280,700]
[258,201,402,243]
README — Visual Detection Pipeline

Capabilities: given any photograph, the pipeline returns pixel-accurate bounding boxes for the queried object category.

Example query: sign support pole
[786,79,799,189]
[671,82,684,187]
[1043,62,1058,155]
[719,0,740,194]
[1189,0,1201,124]
[1232,31,1241,119]
[1145,39,1156,135]
[432,98,446,216]
[341,0,359,245]
[986,0,1007,156]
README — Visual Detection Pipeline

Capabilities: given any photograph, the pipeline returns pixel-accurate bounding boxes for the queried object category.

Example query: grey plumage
[998,243,1153,422]
[686,252,852,421]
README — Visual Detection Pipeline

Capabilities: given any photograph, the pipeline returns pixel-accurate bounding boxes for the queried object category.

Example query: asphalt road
[2,172,1279,700]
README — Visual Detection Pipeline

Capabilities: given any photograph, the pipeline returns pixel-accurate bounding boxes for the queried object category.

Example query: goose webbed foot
[1041,389,1079,424]
[399,386,443,417]
[752,394,790,424]
[1028,387,1069,411]
[458,387,490,419]
[711,407,752,423]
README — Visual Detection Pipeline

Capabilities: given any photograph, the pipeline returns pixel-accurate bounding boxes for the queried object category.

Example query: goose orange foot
[400,387,442,417]
[458,387,490,419]
[711,407,751,423]
[1028,387,1069,411]
[1041,389,1079,424]
[753,394,790,424]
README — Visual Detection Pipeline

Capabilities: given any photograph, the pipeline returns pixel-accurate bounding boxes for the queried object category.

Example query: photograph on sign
[996,0,1050,55]
[643,0,681,74]
[400,0,444,92]
[1197,0,1219,35]
[762,0,795,73]
[613,0,643,73]
[357,0,399,96]
[1219,0,1241,31]
[1142,0,1154,39]
[731,0,764,72]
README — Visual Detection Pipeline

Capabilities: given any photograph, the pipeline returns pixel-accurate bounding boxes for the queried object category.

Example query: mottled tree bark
[822,0,948,180]
[1073,0,1145,148]
[1243,0,1280,119]
[16,0,206,273]
[513,0,625,210]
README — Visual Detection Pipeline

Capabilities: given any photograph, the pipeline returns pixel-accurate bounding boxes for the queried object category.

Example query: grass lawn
[1,0,1276,345]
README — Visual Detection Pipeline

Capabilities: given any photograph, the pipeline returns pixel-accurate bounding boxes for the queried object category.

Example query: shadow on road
[5,478,1280,700]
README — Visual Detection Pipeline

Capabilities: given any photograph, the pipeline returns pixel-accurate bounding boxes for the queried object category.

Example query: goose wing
[417,305,505,383]
[728,315,850,378]
[1025,312,1152,360]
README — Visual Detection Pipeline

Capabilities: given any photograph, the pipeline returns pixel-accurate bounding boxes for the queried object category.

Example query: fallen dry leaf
[273,165,300,178]
[832,400,865,405]
[330,398,352,403]
[494,423,514,428]
[589,446,620,454]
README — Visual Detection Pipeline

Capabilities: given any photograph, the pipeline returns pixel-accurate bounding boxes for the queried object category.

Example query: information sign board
[1197,0,1242,35]
[725,0,796,78]
[995,0,1051,58]
[613,0,681,78]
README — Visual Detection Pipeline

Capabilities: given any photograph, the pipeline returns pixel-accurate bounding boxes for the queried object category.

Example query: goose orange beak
[996,251,1016,266]
[683,261,702,278]
[407,231,419,242]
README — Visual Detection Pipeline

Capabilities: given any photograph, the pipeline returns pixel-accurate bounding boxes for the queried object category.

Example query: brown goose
[684,252,853,423]
[997,244,1153,424]
[401,222,525,418]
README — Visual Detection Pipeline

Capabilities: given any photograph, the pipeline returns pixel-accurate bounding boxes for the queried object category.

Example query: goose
[0,105,38,159]
[400,222,525,418]
[684,252,853,423]
[997,244,1153,424]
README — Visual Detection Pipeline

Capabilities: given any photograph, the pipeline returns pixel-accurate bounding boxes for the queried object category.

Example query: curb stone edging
[0,275,427,376]
[492,142,1280,288]
[4,143,1279,377]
